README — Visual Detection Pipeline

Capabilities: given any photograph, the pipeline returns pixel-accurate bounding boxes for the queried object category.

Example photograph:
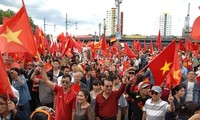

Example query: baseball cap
[151,86,162,93]
[138,82,149,90]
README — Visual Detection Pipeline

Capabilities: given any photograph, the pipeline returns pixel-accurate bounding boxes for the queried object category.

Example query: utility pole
[103,18,106,36]
[44,18,56,34]
[99,23,101,40]
[66,13,78,33]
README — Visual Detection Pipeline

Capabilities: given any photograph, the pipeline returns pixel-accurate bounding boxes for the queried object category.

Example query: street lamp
[115,0,122,42]
[103,18,107,36]
[98,23,101,40]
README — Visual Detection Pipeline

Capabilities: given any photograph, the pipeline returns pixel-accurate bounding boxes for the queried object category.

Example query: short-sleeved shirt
[143,98,169,120]
[53,84,76,120]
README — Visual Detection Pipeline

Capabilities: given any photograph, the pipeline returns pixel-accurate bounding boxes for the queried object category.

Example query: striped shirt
[143,98,169,120]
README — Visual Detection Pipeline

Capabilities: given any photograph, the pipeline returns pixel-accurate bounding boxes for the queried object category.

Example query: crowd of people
[1,47,200,120]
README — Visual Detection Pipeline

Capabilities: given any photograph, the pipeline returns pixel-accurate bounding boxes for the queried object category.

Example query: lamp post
[103,18,106,36]
[98,23,101,40]
[115,0,122,43]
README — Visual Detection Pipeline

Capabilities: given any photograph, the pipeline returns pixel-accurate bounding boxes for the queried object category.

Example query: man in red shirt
[40,63,76,120]
[95,76,128,120]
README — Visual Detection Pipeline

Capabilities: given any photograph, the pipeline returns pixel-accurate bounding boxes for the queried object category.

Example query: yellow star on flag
[160,61,172,75]
[173,70,181,80]
[0,27,22,45]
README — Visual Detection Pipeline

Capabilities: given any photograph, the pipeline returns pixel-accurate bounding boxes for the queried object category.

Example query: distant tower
[182,3,190,37]
[159,13,172,36]
[105,8,117,36]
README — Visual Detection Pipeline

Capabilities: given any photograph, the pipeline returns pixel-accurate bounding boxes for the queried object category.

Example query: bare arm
[41,64,55,89]
[30,68,40,83]
[168,94,175,112]
[142,111,146,120]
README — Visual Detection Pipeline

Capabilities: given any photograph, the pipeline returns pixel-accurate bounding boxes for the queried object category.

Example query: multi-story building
[159,13,172,36]
[104,8,117,36]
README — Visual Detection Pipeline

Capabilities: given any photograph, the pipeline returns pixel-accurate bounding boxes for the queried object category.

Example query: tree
[0,9,36,32]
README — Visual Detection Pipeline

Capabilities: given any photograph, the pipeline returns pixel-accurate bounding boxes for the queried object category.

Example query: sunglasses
[105,85,112,88]
[151,91,159,95]
[0,102,7,105]
[129,72,135,75]
[61,81,70,84]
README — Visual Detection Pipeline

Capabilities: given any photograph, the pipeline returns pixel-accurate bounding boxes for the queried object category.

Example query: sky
[0,0,200,37]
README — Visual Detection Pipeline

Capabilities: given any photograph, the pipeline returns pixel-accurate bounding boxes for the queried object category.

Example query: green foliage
[0,9,36,33]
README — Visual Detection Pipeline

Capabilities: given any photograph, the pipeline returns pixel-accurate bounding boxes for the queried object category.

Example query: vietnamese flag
[166,46,181,88]
[156,30,162,51]
[149,39,176,85]
[190,16,200,40]
[0,52,15,97]
[0,5,37,56]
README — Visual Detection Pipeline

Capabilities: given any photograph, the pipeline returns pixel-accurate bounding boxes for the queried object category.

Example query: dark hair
[172,85,185,96]
[179,101,199,119]
[92,80,101,86]
[135,74,145,85]
[110,74,118,81]
[101,78,113,86]
[62,74,72,82]
[85,65,92,72]
[10,68,20,75]
[31,112,48,120]
[52,59,60,63]
[46,72,53,81]
[78,88,91,103]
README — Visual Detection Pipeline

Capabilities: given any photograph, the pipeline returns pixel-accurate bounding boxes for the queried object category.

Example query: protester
[40,63,76,120]
[74,88,95,120]
[10,67,32,120]
[95,76,127,120]
[165,85,186,120]
[126,80,150,120]
[31,66,54,108]
[142,86,175,120]
[182,71,200,104]
[0,94,28,120]
[81,65,95,91]
[90,80,102,107]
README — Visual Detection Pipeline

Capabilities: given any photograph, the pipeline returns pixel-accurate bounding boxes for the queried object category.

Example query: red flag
[124,43,136,58]
[101,35,108,56]
[149,40,154,54]
[3,16,9,23]
[185,38,194,51]
[178,39,186,52]
[149,39,176,85]
[0,52,15,97]
[143,40,147,52]
[61,36,74,57]
[0,5,37,55]
[166,46,181,88]
[156,30,162,51]
[190,16,200,40]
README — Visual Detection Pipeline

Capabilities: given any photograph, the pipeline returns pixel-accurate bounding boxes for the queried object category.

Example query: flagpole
[21,0,25,6]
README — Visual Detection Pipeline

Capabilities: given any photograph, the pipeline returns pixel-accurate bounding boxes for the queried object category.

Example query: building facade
[159,13,172,36]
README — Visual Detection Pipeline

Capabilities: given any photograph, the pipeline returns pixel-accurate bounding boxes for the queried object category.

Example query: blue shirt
[12,75,32,106]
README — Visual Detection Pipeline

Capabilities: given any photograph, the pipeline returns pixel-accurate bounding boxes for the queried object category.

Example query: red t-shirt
[95,83,126,118]
[53,84,76,120]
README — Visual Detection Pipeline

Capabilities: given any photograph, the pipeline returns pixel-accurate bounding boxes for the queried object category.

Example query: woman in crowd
[90,80,102,107]
[165,85,186,119]
[74,88,95,120]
